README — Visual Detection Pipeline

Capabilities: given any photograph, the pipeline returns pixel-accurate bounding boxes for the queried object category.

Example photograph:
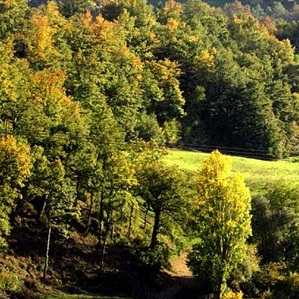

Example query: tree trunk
[84,192,94,235]
[127,203,134,238]
[98,193,104,246]
[100,230,107,271]
[100,212,112,270]
[110,210,114,241]
[75,174,82,207]
[43,225,51,279]
[33,195,46,223]
[214,269,225,299]
[143,207,148,230]
[150,209,161,249]
[120,199,125,224]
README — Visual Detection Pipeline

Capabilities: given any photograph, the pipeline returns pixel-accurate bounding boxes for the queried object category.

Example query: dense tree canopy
[1,0,298,157]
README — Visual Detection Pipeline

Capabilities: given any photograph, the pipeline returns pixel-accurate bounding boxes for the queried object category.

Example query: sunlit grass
[164,149,299,195]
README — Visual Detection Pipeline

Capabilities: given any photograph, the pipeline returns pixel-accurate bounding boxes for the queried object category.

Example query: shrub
[138,243,171,271]
[222,290,243,299]
[273,271,299,298]
[253,262,299,298]
[260,289,272,299]
[253,262,286,290]
[0,267,22,295]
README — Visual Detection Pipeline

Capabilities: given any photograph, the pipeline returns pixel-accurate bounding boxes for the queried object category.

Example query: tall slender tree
[188,150,252,298]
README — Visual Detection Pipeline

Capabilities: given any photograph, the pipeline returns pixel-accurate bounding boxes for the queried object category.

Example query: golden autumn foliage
[195,48,217,72]
[0,135,32,187]
[160,0,182,18]
[27,12,59,63]
[30,68,70,106]
[190,150,252,299]
[222,290,244,299]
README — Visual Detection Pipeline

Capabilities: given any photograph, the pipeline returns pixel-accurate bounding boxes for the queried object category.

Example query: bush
[253,262,299,298]
[222,290,243,299]
[273,271,299,298]
[187,246,213,293]
[253,262,286,291]
[0,267,22,295]
[260,289,272,299]
[135,113,164,143]
[138,243,171,271]
[229,245,260,292]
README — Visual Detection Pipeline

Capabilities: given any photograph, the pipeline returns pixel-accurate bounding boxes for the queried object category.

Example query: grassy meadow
[164,149,299,195]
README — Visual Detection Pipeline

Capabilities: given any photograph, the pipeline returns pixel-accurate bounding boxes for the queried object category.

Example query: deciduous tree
[188,150,252,298]
[136,158,187,250]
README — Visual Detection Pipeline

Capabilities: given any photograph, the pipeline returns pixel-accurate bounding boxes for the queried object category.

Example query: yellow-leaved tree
[188,150,252,299]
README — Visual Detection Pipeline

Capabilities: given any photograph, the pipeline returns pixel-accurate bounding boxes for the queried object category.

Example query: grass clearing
[164,149,299,195]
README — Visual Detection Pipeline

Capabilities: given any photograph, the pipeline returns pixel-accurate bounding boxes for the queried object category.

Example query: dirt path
[156,252,197,299]
[169,253,192,277]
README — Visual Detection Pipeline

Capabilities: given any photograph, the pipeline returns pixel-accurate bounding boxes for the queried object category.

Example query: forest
[2,0,299,298]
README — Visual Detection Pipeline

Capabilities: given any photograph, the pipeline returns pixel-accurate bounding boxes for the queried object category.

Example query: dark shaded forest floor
[1,218,204,299]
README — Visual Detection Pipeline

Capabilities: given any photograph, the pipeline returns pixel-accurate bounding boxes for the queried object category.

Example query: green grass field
[164,149,299,195]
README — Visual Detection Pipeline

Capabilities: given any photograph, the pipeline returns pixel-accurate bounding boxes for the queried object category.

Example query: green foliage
[162,119,181,145]
[136,157,189,251]
[56,0,96,17]
[229,244,260,292]
[135,113,162,142]
[137,242,171,271]
[0,0,28,39]
[276,272,299,298]
[253,262,286,293]
[0,136,32,250]
[1,0,299,160]
[0,266,22,295]
[252,255,299,298]
[251,182,299,265]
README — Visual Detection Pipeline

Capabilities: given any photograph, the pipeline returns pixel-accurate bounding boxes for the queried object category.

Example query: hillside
[3,0,299,297]
[1,216,197,299]
[0,149,297,298]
